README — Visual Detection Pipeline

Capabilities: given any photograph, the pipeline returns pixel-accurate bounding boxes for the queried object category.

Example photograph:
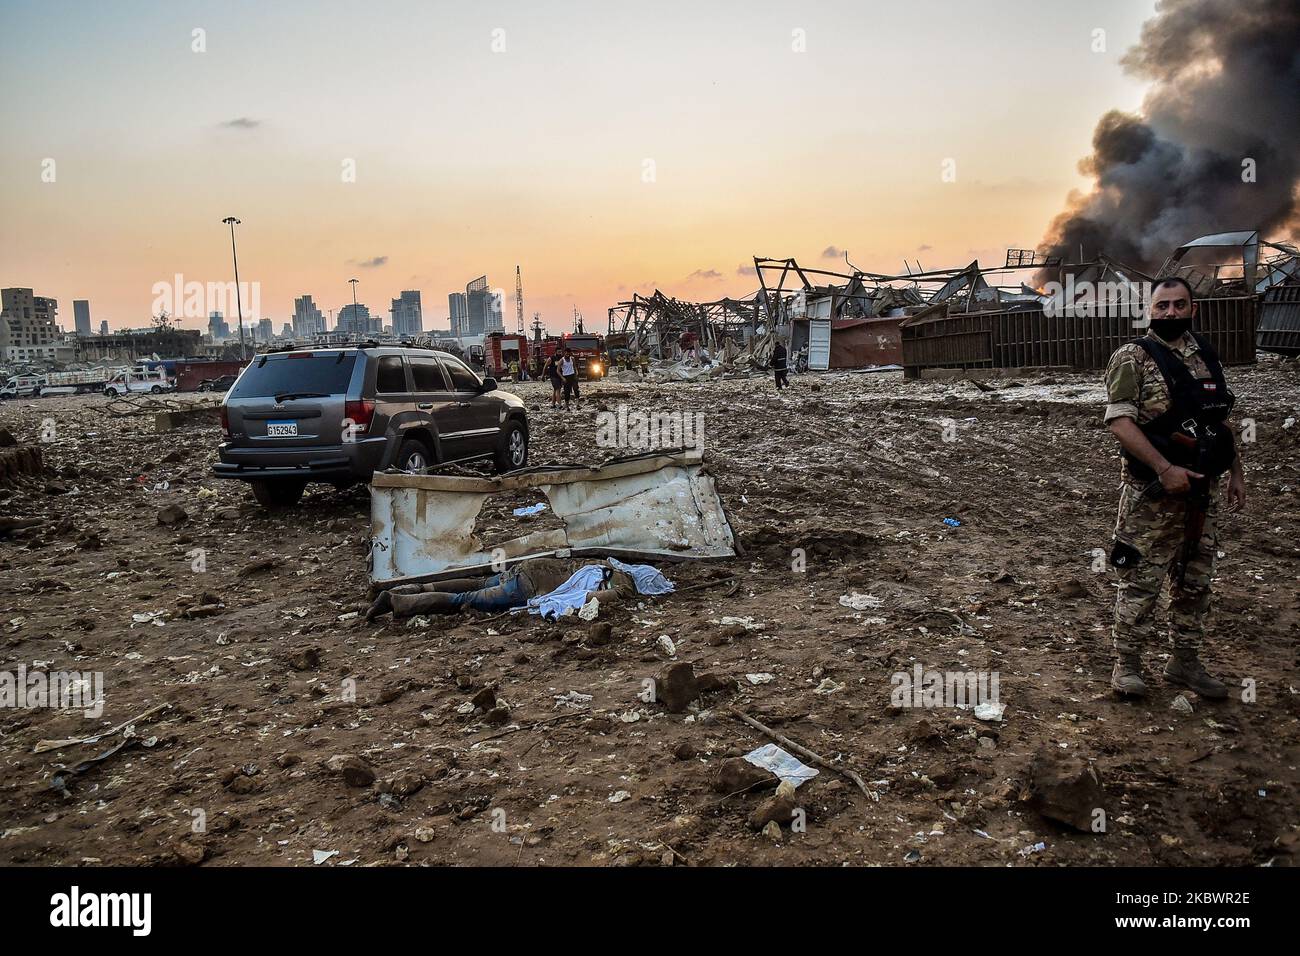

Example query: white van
[103,368,173,397]
[0,374,46,399]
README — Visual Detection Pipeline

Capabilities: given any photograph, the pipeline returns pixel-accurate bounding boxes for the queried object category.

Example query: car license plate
[266,420,298,437]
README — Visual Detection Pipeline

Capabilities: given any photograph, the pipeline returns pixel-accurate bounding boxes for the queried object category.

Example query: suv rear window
[228,352,358,398]
[376,356,407,393]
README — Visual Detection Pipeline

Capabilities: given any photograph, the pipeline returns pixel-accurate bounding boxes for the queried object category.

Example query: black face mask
[1150,318,1191,342]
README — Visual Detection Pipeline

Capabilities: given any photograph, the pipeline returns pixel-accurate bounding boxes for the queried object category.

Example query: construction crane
[515,265,525,335]
[572,305,584,334]
[530,312,544,342]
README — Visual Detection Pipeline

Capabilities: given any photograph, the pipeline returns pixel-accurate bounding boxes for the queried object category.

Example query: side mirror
[479,377,497,392]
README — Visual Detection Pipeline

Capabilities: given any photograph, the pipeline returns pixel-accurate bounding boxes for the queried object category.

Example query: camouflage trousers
[1111,482,1219,658]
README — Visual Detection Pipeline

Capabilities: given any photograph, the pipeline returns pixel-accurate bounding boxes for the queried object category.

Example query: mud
[1,359,1297,867]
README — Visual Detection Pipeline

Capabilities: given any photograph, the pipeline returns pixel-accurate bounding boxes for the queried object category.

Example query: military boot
[1111,654,1148,698]
[1163,651,1229,699]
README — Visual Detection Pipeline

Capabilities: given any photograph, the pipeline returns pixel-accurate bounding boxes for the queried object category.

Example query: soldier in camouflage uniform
[1102,277,1246,699]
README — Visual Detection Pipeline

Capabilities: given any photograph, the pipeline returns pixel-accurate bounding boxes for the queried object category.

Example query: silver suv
[213,345,529,507]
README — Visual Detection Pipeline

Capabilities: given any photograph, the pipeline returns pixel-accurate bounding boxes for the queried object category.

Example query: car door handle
[417,402,433,410]
[457,401,471,408]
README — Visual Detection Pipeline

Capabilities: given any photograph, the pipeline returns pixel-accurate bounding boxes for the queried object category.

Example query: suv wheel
[395,438,432,473]
[494,421,528,473]
[150,385,163,394]
[251,479,306,509]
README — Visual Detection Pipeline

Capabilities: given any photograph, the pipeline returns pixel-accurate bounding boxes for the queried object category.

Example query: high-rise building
[390,291,423,337]
[292,295,325,338]
[448,292,467,336]
[462,276,503,336]
[488,291,504,332]
[280,322,293,338]
[1,288,62,362]
[207,311,231,340]
[73,299,91,336]
[258,318,273,342]
[337,303,371,333]
[99,320,109,336]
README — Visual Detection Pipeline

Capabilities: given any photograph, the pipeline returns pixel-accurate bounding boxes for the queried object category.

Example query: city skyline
[3,0,1166,332]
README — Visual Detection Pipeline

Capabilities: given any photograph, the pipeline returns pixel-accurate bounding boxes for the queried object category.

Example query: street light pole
[222,217,244,356]
[349,278,359,340]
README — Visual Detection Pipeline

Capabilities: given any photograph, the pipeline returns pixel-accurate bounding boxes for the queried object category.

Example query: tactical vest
[1123,331,1236,482]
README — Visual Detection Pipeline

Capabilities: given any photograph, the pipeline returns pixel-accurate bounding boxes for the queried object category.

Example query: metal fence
[902,297,1257,377]
[1258,284,1300,356]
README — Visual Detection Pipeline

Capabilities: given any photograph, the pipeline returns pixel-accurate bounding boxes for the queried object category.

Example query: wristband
[1157,463,1171,476]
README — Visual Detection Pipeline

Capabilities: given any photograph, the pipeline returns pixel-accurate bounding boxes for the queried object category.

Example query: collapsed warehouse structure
[608,232,1300,379]
[606,292,762,359]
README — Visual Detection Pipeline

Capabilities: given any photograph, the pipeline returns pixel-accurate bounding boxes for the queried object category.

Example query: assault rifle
[1168,419,1213,585]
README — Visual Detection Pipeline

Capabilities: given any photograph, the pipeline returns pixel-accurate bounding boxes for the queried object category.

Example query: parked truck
[531,334,608,380]
[1,367,126,399]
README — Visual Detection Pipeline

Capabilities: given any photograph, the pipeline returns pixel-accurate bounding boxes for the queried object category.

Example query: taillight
[220,405,230,437]
[345,400,376,434]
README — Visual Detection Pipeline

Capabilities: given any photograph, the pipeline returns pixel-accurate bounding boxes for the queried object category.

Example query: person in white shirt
[560,349,581,409]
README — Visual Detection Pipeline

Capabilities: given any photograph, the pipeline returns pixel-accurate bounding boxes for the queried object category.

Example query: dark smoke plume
[1039,0,1300,269]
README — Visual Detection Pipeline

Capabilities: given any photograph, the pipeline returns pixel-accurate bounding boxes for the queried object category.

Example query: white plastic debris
[974,701,1006,722]
[512,502,548,516]
[814,678,845,695]
[312,849,339,865]
[838,592,884,610]
[745,673,775,685]
[552,690,593,710]
[578,597,600,622]
[717,616,762,631]
[1170,694,1194,714]
[656,635,676,657]
[742,744,819,788]
[608,790,632,803]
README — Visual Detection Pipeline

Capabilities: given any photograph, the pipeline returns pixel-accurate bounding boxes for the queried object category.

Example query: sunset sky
[0,0,1158,333]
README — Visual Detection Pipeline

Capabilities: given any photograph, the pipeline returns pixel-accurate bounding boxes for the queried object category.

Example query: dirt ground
[1,359,1298,867]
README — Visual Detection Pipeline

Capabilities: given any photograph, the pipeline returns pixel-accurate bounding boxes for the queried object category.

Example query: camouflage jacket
[1102,331,1215,485]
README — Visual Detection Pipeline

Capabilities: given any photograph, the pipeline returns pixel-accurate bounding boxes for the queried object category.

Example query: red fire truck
[484,333,530,379]
[534,332,607,380]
